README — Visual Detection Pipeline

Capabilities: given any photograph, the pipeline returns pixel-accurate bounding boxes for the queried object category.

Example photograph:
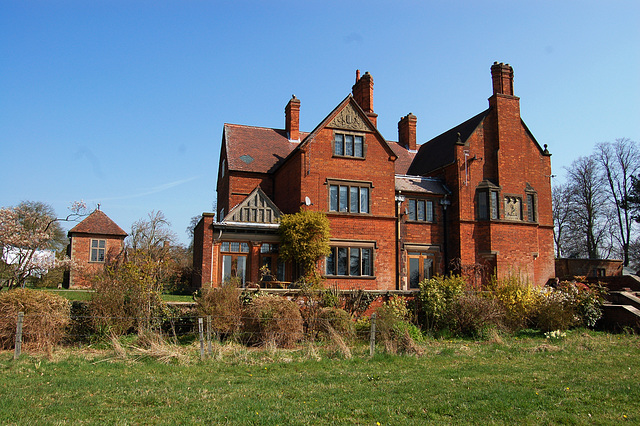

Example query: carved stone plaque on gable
[328,103,370,131]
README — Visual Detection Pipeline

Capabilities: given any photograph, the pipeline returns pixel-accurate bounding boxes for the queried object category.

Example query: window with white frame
[333,132,365,158]
[329,182,370,214]
[90,239,106,262]
[220,241,250,286]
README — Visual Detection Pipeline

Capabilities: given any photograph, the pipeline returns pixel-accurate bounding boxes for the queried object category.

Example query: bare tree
[128,210,177,261]
[629,174,640,223]
[595,138,640,266]
[552,184,572,258]
[126,210,190,292]
[565,156,612,259]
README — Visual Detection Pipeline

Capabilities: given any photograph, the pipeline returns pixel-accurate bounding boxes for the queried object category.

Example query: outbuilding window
[90,239,106,262]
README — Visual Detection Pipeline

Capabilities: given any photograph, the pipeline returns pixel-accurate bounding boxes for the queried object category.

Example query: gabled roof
[395,175,450,195]
[223,186,282,224]
[295,95,398,160]
[407,109,490,176]
[68,209,127,237]
[224,124,309,174]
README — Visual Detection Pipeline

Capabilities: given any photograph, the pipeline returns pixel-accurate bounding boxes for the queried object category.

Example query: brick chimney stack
[491,62,514,96]
[352,70,378,126]
[398,113,417,151]
[285,95,300,141]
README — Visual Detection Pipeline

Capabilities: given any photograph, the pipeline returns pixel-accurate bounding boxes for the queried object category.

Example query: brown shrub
[196,284,242,339]
[0,288,70,351]
[448,293,506,337]
[397,330,424,356]
[89,261,165,336]
[243,295,303,348]
[317,307,354,340]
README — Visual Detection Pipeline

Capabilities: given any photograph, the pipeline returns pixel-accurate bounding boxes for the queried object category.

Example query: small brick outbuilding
[63,208,127,288]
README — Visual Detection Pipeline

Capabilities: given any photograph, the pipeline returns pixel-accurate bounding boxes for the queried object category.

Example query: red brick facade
[193,63,555,290]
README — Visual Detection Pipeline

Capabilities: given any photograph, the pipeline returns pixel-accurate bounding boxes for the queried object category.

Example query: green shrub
[243,295,304,348]
[196,282,242,339]
[0,288,70,351]
[560,281,606,328]
[354,316,371,340]
[376,296,423,353]
[418,275,465,332]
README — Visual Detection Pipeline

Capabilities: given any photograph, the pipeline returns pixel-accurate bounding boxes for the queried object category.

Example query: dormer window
[334,132,364,158]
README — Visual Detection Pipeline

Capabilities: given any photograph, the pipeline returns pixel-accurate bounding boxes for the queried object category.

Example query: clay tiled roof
[407,109,490,176]
[68,210,127,237]
[224,124,309,174]
[388,141,418,175]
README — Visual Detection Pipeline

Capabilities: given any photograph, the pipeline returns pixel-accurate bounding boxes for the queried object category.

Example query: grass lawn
[0,330,638,424]
[40,289,194,303]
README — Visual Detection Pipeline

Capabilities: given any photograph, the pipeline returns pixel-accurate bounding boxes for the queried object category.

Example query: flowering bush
[486,274,540,331]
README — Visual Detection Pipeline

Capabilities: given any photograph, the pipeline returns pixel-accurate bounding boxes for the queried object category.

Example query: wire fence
[4,311,382,360]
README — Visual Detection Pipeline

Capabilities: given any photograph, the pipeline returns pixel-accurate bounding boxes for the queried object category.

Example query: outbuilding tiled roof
[407,109,490,176]
[224,124,308,174]
[68,210,127,237]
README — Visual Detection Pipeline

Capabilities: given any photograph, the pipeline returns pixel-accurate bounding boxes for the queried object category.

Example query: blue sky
[1,1,638,245]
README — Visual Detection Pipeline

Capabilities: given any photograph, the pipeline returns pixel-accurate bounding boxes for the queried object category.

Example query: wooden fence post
[206,315,212,356]
[14,312,24,360]
[369,312,376,357]
[198,317,204,360]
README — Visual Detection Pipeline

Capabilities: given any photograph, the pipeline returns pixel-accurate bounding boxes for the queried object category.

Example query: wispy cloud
[87,176,200,202]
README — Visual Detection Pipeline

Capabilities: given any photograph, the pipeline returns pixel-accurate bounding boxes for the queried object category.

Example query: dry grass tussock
[100,332,191,365]
[0,288,70,352]
[532,343,562,353]
[325,324,352,359]
[130,332,190,364]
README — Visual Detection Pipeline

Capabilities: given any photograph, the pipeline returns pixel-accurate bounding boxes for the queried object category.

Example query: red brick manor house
[193,62,555,290]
